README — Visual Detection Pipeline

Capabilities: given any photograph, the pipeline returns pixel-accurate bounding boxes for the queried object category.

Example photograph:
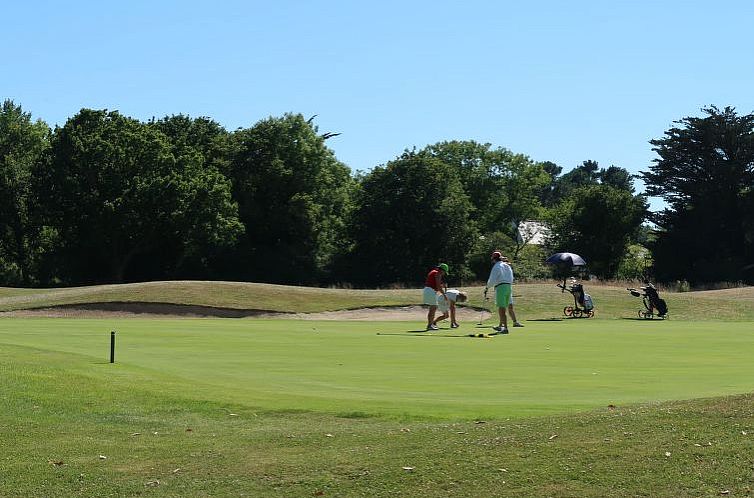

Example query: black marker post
[110,331,116,363]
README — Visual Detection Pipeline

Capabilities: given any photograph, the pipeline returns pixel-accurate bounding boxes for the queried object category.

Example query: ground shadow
[377,332,469,338]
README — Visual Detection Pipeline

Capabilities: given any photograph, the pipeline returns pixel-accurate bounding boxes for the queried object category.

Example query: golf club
[478,288,488,325]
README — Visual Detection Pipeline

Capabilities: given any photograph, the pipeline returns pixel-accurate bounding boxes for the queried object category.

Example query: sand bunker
[0,302,492,321]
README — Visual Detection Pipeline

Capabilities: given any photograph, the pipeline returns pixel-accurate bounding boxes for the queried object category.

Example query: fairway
[2,317,753,420]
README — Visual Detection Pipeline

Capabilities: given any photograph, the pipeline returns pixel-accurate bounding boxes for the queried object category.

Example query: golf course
[2,281,754,497]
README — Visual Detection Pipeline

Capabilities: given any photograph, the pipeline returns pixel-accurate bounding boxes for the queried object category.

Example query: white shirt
[486,261,514,288]
[446,289,462,303]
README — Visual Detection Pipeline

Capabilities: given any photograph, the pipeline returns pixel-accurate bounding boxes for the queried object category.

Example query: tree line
[1,101,752,287]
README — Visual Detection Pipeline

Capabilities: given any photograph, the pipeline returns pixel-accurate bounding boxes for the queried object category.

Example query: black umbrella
[545,252,587,291]
[545,252,587,267]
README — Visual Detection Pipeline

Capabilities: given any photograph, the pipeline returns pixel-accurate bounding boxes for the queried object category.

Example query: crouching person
[433,289,468,329]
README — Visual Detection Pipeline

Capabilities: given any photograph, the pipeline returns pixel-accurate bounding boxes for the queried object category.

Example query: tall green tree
[0,100,50,285]
[545,160,635,207]
[150,114,231,173]
[538,160,563,208]
[599,165,635,192]
[641,106,754,283]
[344,151,476,285]
[418,141,550,234]
[226,114,354,283]
[40,109,241,283]
[546,184,647,278]
[149,115,238,277]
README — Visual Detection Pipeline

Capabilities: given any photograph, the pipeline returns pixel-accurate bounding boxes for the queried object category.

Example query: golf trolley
[627,283,668,319]
[557,280,595,318]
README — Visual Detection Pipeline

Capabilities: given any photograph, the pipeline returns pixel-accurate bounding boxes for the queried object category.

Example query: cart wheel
[587,309,595,318]
[572,309,583,318]
[638,310,645,319]
[564,306,573,316]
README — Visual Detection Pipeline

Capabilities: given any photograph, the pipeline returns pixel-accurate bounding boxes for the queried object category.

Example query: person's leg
[495,284,511,331]
[427,305,437,328]
[497,306,507,328]
[450,303,458,327]
[509,304,524,326]
[434,295,450,326]
[423,287,440,329]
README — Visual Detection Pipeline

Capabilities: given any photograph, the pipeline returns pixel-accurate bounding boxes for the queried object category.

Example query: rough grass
[0,281,418,313]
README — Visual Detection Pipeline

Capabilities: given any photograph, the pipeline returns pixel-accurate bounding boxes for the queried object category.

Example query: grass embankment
[0,281,417,313]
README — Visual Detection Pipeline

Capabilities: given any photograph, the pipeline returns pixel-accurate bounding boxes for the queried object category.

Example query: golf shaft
[479,289,487,324]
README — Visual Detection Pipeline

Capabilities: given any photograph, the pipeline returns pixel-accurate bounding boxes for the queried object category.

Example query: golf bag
[557,281,595,318]
[627,283,668,319]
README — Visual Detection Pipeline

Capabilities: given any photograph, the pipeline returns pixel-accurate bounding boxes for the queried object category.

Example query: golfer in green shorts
[484,251,514,334]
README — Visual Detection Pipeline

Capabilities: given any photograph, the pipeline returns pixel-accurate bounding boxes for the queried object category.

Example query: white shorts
[437,297,451,313]
[422,287,439,306]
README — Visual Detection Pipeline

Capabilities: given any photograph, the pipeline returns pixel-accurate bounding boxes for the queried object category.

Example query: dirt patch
[0,302,492,321]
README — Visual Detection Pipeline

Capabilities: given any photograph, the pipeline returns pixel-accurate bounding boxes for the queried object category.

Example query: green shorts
[495,283,512,308]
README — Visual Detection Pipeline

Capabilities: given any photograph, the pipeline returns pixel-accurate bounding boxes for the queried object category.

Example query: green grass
[2,318,754,419]
[2,282,754,496]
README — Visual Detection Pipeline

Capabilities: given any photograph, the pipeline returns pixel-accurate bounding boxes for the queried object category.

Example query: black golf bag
[628,283,668,319]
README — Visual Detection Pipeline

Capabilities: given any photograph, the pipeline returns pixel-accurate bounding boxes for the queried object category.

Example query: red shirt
[425,269,442,291]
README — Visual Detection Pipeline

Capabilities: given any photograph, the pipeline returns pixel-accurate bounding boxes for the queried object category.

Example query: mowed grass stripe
[2,318,753,420]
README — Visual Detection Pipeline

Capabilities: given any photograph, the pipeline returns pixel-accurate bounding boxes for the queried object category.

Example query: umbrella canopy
[545,252,587,266]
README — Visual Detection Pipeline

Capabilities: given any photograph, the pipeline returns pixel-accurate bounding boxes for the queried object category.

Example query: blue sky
[4,1,754,211]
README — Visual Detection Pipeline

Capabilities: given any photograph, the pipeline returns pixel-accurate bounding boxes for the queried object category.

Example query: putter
[478,289,488,325]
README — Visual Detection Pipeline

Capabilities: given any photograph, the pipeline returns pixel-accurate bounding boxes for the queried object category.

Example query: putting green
[1,318,753,420]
